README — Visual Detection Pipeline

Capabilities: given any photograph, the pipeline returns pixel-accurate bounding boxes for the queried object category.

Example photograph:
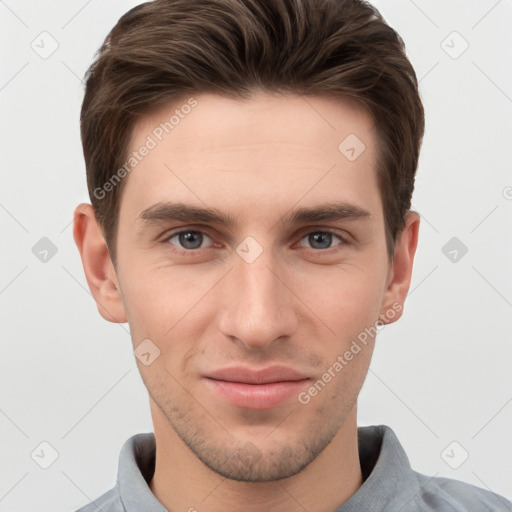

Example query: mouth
[203,366,311,409]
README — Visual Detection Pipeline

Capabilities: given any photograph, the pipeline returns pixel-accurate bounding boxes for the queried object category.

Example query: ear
[378,210,420,326]
[73,203,127,323]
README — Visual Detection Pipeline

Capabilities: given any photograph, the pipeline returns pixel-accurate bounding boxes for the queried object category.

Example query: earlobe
[379,210,420,326]
[72,203,128,323]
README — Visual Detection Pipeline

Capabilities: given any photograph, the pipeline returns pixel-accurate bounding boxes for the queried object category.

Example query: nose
[218,245,298,351]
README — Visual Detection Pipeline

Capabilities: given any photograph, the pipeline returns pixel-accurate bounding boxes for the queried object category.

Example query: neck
[149,406,362,512]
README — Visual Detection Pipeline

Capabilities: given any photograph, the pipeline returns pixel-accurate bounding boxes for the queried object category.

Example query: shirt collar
[117,432,167,511]
[116,424,419,512]
[335,425,421,511]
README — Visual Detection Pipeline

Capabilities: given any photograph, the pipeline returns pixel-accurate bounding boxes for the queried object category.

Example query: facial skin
[74,91,419,512]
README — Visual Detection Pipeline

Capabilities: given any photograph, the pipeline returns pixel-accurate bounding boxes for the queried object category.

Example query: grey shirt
[75,424,511,511]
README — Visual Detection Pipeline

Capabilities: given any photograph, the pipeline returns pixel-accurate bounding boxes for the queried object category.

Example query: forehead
[132,91,375,155]
[121,92,380,220]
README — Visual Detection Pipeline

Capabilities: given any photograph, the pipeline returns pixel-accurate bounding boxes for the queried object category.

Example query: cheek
[120,267,217,371]
[294,264,385,338]
[119,259,186,319]
[298,337,375,418]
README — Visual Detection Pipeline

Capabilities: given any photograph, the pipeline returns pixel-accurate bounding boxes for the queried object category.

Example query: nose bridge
[219,242,297,349]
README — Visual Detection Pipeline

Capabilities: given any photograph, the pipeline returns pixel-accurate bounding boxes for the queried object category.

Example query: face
[112,92,397,481]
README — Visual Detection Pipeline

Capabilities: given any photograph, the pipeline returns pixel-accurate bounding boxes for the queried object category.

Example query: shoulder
[412,471,511,512]
[73,487,122,512]
[358,425,511,512]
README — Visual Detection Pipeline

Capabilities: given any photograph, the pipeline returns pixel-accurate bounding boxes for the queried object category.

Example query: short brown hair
[80,0,424,266]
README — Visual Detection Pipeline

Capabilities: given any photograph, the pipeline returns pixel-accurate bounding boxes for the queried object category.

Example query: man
[72,0,510,510]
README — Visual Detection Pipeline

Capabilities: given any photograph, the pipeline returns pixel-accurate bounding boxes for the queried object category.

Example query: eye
[297,230,346,250]
[164,230,213,252]
[161,228,348,256]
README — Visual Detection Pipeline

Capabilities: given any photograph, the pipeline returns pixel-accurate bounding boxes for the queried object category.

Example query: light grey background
[1,1,511,511]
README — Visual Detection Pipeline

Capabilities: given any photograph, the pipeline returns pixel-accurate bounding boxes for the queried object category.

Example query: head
[74,0,423,482]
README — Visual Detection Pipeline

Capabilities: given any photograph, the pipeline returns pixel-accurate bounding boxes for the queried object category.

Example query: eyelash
[160,228,349,256]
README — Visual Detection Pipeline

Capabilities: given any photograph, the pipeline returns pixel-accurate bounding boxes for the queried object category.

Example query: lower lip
[204,378,310,409]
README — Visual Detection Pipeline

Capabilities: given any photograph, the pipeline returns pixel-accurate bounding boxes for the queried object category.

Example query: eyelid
[160,225,215,241]
[161,227,216,248]
[294,225,353,244]
[293,229,349,250]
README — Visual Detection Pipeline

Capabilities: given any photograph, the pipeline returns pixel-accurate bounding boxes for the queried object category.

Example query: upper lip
[205,366,310,384]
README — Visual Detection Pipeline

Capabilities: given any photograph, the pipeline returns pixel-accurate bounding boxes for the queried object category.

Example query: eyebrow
[137,201,372,229]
